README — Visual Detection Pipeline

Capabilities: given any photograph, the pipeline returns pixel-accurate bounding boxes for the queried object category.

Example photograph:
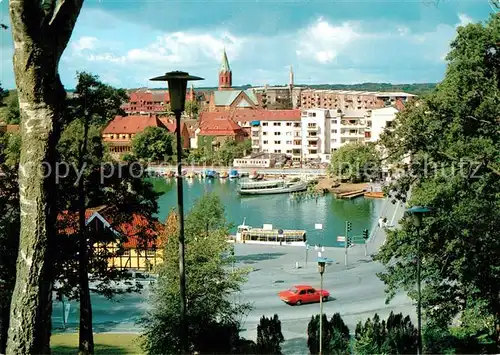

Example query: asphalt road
[235,198,411,353]
[52,197,411,354]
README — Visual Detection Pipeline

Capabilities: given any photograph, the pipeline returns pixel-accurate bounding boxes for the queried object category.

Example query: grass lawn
[51,333,144,355]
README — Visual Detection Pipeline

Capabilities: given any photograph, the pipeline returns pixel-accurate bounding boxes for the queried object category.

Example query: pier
[335,189,366,200]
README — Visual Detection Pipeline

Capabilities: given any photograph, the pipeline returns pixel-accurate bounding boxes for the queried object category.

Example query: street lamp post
[150,71,203,354]
[405,206,431,355]
[318,258,326,355]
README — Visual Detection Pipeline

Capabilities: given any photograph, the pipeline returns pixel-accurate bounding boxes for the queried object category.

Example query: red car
[278,285,330,306]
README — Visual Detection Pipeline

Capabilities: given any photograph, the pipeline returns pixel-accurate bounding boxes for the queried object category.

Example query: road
[52,197,411,354]
[235,197,409,353]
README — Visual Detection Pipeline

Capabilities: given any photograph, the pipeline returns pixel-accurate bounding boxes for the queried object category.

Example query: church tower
[289,65,294,89]
[218,48,232,90]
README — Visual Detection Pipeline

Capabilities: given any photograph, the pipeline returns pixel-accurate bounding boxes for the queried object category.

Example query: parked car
[278,285,330,305]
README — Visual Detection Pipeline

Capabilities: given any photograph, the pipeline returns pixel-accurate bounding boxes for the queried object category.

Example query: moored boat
[249,170,258,180]
[237,179,308,195]
[204,170,218,179]
[229,169,240,179]
[220,171,229,179]
[231,219,307,246]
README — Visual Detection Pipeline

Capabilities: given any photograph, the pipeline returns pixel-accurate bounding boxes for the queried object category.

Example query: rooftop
[103,114,168,135]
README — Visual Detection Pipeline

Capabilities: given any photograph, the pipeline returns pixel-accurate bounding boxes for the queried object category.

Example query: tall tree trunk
[78,119,94,354]
[6,0,83,353]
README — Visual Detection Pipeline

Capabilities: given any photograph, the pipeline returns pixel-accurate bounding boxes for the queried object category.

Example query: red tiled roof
[103,115,167,135]
[198,112,245,136]
[57,207,163,249]
[200,109,301,125]
[232,109,301,122]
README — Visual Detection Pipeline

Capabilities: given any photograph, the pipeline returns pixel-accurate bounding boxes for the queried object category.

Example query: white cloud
[397,26,409,36]
[457,13,473,27]
[71,36,98,53]
[81,30,246,70]
[296,18,361,64]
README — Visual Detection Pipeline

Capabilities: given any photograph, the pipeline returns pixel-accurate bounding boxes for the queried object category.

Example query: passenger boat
[231,219,307,246]
[237,179,308,195]
[229,169,240,179]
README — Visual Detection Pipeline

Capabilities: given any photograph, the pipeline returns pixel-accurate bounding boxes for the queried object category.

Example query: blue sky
[0,0,496,89]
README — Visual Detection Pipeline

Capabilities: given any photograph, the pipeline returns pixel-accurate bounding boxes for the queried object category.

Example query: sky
[0,0,496,89]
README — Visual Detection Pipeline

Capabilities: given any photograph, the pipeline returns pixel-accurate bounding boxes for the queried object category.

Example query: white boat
[231,218,307,246]
[237,179,308,195]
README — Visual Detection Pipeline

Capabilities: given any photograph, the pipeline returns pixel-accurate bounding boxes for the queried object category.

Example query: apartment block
[300,109,336,163]
[250,114,302,162]
[300,90,414,111]
[330,109,369,151]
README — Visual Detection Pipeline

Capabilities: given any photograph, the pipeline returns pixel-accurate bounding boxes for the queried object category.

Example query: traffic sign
[278,229,284,236]
[351,235,366,244]
[337,236,346,242]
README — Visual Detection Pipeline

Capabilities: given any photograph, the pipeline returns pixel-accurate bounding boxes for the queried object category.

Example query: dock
[364,191,385,199]
[335,189,366,200]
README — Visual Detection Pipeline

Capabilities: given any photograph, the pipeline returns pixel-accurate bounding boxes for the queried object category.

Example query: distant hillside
[146,82,438,95]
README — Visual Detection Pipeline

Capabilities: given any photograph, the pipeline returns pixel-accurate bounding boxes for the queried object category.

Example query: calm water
[153,178,385,247]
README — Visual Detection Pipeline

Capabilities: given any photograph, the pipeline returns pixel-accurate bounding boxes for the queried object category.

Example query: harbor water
[153,178,385,247]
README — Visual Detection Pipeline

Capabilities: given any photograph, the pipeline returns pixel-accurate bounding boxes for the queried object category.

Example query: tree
[215,139,252,166]
[307,313,350,355]
[0,131,20,353]
[132,126,174,162]
[141,195,252,354]
[184,100,200,118]
[4,92,20,124]
[56,72,151,354]
[6,0,84,352]
[256,314,285,354]
[376,14,500,349]
[328,142,381,182]
[0,82,8,106]
[354,312,417,355]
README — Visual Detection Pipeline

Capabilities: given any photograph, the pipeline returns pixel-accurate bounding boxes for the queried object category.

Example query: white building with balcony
[367,106,398,142]
[329,109,369,151]
[300,109,336,163]
[249,110,302,163]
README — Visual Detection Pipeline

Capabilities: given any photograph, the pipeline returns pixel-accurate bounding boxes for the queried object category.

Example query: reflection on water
[155,178,383,247]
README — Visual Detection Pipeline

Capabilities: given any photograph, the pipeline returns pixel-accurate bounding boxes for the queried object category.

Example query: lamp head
[150,71,204,112]
[317,257,326,274]
[405,206,432,228]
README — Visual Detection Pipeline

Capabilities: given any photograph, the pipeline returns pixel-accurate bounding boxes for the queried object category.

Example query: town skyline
[0,0,496,89]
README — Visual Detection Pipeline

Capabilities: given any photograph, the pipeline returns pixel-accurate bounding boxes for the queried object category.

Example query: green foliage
[0,91,20,124]
[328,141,381,182]
[256,314,285,354]
[69,71,127,127]
[423,323,496,354]
[131,126,174,162]
[0,131,20,353]
[377,14,500,349]
[307,313,350,355]
[0,82,8,105]
[354,312,417,355]
[141,194,252,354]
[184,100,200,118]
[190,138,251,166]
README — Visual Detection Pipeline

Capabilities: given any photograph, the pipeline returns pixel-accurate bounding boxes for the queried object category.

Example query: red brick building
[121,86,198,114]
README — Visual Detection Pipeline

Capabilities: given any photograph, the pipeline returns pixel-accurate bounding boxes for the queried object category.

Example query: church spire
[220,48,231,73]
[218,48,232,90]
[289,65,294,88]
